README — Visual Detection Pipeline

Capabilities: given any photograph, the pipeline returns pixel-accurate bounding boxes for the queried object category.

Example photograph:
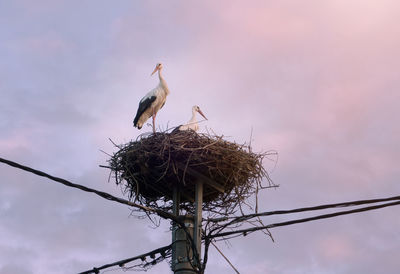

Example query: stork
[173,105,208,133]
[133,63,170,133]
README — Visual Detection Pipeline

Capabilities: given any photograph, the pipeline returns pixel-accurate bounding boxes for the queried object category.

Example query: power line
[2,156,400,273]
[0,157,177,221]
[211,241,240,274]
[207,195,400,232]
[0,156,200,273]
[79,244,172,274]
[208,200,400,239]
[78,198,400,273]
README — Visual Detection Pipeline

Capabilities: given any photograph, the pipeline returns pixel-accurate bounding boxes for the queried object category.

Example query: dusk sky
[1,1,400,273]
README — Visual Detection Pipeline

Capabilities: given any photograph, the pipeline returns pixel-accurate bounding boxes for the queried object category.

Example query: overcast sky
[1,1,400,273]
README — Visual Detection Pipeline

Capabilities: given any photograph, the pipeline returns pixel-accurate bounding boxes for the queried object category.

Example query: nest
[108,130,275,214]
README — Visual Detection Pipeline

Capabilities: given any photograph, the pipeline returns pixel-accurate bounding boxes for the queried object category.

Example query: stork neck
[158,69,164,82]
[190,110,197,122]
[158,69,170,94]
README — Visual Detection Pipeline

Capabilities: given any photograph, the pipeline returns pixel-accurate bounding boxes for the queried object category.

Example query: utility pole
[194,180,203,259]
[171,181,203,274]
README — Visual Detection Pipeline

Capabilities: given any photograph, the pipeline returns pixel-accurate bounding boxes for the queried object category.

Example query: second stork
[173,105,208,132]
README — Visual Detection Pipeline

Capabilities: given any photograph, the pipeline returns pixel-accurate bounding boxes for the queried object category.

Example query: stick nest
[108,130,275,214]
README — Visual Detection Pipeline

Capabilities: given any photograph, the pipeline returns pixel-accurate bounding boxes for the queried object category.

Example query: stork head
[151,63,163,76]
[193,105,208,120]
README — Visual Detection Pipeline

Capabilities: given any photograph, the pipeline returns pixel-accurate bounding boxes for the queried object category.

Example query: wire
[0,157,199,273]
[0,157,178,222]
[207,195,400,231]
[78,244,172,274]
[208,200,400,239]
[2,156,400,272]
[211,241,240,274]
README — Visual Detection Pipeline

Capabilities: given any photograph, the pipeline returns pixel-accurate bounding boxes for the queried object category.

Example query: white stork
[133,63,170,133]
[173,105,208,132]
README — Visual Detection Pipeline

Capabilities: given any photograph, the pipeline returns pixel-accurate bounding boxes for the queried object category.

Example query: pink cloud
[317,234,357,262]
[0,135,29,152]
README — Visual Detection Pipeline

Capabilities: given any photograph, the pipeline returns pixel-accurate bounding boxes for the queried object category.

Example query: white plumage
[133,63,170,133]
[175,105,208,132]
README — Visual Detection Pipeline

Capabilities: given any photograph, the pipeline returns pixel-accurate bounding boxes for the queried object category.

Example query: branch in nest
[106,130,277,218]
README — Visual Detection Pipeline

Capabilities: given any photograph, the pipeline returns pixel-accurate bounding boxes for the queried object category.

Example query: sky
[1,0,400,273]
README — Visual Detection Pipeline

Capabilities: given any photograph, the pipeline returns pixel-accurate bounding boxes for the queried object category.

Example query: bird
[172,105,208,133]
[133,63,170,133]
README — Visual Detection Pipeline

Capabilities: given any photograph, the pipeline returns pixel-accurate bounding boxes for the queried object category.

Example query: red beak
[151,65,159,76]
[198,109,208,120]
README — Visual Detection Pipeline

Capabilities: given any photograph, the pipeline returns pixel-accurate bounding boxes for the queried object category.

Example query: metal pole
[172,186,180,272]
[172,181,203,273]
[173,186,180,216]
[173,215,196,274]
[194,180,203,266]
[172,186,196,273]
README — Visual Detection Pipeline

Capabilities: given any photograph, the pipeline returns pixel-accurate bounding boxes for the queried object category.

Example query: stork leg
[152,108,156,133]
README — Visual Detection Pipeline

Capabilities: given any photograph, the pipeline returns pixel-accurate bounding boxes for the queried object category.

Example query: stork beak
[151,65,159,76]
[198,109,208,120]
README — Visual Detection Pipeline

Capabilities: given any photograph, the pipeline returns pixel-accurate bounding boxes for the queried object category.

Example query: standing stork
[133,63,170,133]
[173,105,208,133]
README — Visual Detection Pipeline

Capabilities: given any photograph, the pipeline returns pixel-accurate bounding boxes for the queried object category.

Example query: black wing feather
[133,96,157,127]
[171,125,183,134]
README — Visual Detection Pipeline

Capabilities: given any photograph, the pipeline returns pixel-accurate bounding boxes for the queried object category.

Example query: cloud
[1,1,400,273]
